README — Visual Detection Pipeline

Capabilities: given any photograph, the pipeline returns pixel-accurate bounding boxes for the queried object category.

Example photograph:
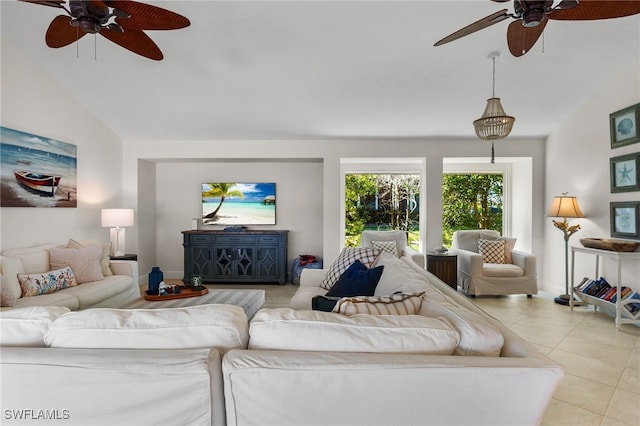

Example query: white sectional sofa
[0,252,563,426]
[0,241,140,310]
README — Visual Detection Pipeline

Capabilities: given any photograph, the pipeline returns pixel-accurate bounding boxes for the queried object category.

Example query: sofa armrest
[450,248,484,276]
[402,246,425,269]
[109,260,139,281]
[299,268,327,288]
[511,250,536,276]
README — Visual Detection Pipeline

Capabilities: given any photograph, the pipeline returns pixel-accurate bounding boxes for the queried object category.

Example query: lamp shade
[547,195,584,218]
[101,209,134,227]
[473,98,515,140]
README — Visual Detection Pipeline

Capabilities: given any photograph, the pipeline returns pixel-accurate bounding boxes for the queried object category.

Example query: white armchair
[450,230,537,296]
[360,230,425,269]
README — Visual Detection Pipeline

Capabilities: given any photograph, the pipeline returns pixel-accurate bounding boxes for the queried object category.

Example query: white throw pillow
[249,308,459,355]
[0,274,17,307]
[420,299,504,356]
[498,237,517,264]
[0,306,71,347]
[0,256,25,303]
[45,304,249,352]
[321,247,379,290]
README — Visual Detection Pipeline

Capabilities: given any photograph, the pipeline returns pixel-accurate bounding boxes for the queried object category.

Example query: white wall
[0,41,124,250]
[123,138,546,281]
[544,62,640,295]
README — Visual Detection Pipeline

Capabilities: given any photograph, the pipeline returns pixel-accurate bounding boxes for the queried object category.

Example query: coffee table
[120,288,265,318]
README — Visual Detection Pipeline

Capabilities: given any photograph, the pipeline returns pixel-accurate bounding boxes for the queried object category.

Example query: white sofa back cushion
[45,304,249,352]
[420,299,504,356]
[0,306,71,347]
[249,308,460,354]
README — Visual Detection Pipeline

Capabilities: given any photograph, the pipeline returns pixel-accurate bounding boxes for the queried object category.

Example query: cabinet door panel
[257,246,278,279]
[191,246,213,279]
[235,248,255,277]
[214,248,234,277]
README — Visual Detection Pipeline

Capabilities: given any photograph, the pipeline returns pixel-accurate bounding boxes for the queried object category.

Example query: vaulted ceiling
[2,1,639,141]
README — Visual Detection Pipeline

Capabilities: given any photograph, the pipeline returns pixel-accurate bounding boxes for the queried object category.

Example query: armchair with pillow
[450,230,537,297]
[360,230,424,268]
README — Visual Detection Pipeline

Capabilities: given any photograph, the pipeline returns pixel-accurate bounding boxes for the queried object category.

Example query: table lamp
[547,194,584,305]
[101,209,134,257]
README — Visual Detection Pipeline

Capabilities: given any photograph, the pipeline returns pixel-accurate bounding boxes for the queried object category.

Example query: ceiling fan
[19,0,190,60]
[434,0,640,57]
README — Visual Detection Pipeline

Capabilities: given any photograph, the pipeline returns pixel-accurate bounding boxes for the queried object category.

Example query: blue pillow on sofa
[325,260,384,297]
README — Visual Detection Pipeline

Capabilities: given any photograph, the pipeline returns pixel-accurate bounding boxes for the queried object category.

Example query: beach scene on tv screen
[202,182,276,225]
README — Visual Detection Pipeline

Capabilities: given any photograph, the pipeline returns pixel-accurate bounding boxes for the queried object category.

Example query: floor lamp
[101,209,134,257]
[547,194,584,306]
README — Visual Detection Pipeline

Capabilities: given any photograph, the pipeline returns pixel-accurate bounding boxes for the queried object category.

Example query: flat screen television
[201,182,276,226]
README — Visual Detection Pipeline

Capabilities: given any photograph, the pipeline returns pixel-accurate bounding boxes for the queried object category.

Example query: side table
[110,254,138,261]
[426,253,457,290]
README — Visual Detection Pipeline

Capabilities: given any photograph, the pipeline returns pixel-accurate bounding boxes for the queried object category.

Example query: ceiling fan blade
[434,9,511,46]
[507,16,548,57]
[104,1,190,30]
[554,0,579,10]
[18,0,65,9]
[549,1,640,20]
[99,27,163,60]
[46,15,86,48]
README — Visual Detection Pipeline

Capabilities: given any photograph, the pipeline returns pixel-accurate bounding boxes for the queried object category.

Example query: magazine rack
[570,246,640,330]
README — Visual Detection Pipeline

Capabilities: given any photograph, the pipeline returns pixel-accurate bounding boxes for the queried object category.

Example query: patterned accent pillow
[49,245,104,284]
[18,267,77,297]
[371,240,397,257]
[478,239,506,264]
[498,237,516,264]
[321,247,379,291]
[333,291,426,316]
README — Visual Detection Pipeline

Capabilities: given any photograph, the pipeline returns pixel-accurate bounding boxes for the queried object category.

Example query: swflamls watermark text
[4,409,70,421]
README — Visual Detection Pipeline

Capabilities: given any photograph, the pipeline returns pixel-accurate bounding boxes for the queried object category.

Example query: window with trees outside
[344,174,420,250]
[442,173,503,247]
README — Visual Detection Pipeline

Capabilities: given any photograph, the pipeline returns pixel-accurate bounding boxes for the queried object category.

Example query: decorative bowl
[579,238,640,252]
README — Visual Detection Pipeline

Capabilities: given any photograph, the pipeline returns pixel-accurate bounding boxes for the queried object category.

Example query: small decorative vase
[148,266,163,295]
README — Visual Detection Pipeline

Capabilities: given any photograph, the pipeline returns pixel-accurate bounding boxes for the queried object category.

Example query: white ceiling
[2,1,639,141]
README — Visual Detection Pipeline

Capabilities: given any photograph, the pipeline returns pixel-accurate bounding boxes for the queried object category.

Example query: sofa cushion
[325,260,383,297]
[12,291,80,310]
[45,304,249,352]
[66,239,113,277]
[419,299,504,356]
[371,240,397,257]
[0,306,71,347]
[0,274,17,307]
[18,266,77,297]
[321,247,379,291]
[478,239,506,264]
[62,275,134,309]
[373,253,416,296]
[49,245,104,284]
[333,292,425,316]
[249,308,459,354]
[1,243,56,273]
[0,256,23,304]
[483,263,524,277]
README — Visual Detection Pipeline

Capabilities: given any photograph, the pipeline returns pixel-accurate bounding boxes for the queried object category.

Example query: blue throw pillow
[325,260,384,297]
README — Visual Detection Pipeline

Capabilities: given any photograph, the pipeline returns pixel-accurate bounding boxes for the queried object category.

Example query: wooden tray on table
[143,286,208,301]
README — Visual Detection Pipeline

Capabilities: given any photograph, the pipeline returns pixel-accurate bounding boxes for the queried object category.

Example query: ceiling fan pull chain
[491,142,495,164]
[542,30,545,53]
[94,34,97,61]
[76,25,79,58]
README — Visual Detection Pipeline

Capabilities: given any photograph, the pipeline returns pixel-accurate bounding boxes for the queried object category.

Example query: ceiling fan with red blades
[434,0,640,57]
[19,0,190,60]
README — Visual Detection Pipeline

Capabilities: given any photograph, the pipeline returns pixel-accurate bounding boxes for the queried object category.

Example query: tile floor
[243,284,639,426]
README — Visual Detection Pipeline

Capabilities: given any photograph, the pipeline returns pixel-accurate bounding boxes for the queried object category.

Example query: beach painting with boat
[202,182,276,225]
[1,127,77,207]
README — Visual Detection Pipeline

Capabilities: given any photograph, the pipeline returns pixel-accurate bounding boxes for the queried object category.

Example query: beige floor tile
[617,367,640,394]
[556,335,634,365]
[509,323,573,348]
[552,373,615,415]
[540,399,603,426]
[604,388,640,425]
[627,347,640,370]
[549,349,623,387]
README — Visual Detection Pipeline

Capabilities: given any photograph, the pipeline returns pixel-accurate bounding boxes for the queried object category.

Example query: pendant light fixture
[473,52,515,163]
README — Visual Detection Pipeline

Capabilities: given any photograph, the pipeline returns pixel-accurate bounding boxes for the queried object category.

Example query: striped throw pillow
[333,291,425,316]
[321,247,379,290]
[478,239,506,264]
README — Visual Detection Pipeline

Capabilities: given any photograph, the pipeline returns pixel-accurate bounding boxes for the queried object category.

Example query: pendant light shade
[474,52,515,141]
[473,97,515,140]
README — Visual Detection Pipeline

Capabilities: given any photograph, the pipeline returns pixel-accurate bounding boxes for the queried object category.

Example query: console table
[182,230,288,284]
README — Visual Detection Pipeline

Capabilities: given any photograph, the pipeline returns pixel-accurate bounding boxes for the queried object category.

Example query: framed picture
[610,152,640,192]
[610,201,640,240]
[610,103,640,148]
[0,127,77,207]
